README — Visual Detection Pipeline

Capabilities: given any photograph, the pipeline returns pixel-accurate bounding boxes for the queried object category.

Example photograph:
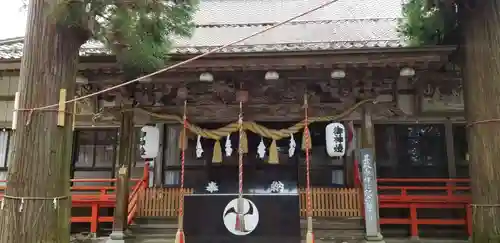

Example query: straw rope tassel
[236,101,246,232]
[268,139,279,164]
[212,139,223,163]
[178,128,188,151]
[175,101,187,243]
[240,129,248,154]
[304,94,315,243]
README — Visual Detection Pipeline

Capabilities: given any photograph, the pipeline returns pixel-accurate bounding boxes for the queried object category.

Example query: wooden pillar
[345,154,354,188]
[108,108,135,241]
[444,120,457,178]
[109,167,129,240]
[361,106,375,149]
[344,122,354,188]
[360,104,385,243]
[164,125,181,183]
[153,123,166,187]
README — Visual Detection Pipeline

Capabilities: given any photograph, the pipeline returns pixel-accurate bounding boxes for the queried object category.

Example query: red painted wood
[0,163,150,234]
[377,178,472,238]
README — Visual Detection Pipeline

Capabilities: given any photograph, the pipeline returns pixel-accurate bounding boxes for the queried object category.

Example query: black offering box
[184,179,301,243]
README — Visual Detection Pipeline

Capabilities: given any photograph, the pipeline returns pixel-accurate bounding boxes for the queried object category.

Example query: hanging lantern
[325,122,346,157]
[140,125,160,159]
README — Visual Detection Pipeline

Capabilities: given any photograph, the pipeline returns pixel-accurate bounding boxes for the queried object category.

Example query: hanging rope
[174,101,187,243]
[304,94,315,243]
[235,101,246,231]
[134,98,374,144]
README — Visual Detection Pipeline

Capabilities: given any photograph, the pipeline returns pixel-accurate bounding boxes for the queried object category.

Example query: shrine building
[0,0,470,242]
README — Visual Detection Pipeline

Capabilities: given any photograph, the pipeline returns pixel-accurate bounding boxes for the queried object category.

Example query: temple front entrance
[133,120,363,242]
[184,163,301,243]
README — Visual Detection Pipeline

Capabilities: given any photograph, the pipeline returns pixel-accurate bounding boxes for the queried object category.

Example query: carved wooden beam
[87,67,405,86]
[138,102,359,122]
[75,84,98,114]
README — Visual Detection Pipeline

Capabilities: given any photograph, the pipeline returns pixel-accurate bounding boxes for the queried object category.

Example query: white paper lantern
[140,126,160,159]
[325,122,346,157]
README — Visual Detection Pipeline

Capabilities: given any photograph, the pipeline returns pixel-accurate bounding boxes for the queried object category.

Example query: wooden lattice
[137,187,361,218]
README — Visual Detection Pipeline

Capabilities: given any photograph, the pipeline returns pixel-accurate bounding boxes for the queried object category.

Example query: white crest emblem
[270,181,285,193]
[205,181,219,193]
[222,198,259,236]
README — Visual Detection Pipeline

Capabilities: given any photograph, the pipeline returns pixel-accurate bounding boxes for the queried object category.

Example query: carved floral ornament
[422,81,462,98]
[420,79,464,113]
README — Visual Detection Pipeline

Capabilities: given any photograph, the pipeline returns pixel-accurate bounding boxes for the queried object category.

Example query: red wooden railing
[128,165,149,225]
[0,164,150,234]
[377,178,472,238]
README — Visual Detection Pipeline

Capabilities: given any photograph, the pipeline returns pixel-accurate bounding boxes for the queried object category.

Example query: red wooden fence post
[143,162,149,190]
[91,203,99,235]
[409,204,418,240]
[466,204,472,237]
[446,181,453,197]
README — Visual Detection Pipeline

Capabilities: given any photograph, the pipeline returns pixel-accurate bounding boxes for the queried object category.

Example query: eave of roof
[0,44,457,73]
[0,17,406,60]
[0,39,406,61]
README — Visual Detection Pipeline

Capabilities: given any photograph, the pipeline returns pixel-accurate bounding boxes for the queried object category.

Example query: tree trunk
[462,1,500,241]
[0,1,84,242]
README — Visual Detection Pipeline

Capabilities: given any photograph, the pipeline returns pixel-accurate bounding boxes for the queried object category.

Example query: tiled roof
[193,0,402,24]
[0,0,406,60]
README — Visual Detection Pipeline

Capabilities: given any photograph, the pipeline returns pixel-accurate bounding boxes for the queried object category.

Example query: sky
[0,1,27,39]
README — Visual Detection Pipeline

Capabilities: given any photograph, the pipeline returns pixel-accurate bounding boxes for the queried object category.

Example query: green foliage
[56,0,197,74]
[398,0,458,46]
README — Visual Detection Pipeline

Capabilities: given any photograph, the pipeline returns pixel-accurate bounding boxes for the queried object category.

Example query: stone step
[133,239,470,243]
[302,217,364,230]
[133,233,177,239]
[134,240,362,243]
[130,217,365,242]
[134,240,174,243]
[133,217,177,225]
[131,229,364,239]
[130,223,177,231]
[133,217,364,229]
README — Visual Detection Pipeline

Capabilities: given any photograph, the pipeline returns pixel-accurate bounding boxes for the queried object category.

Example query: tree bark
[462,1,500,241]
[0,1,84,242]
